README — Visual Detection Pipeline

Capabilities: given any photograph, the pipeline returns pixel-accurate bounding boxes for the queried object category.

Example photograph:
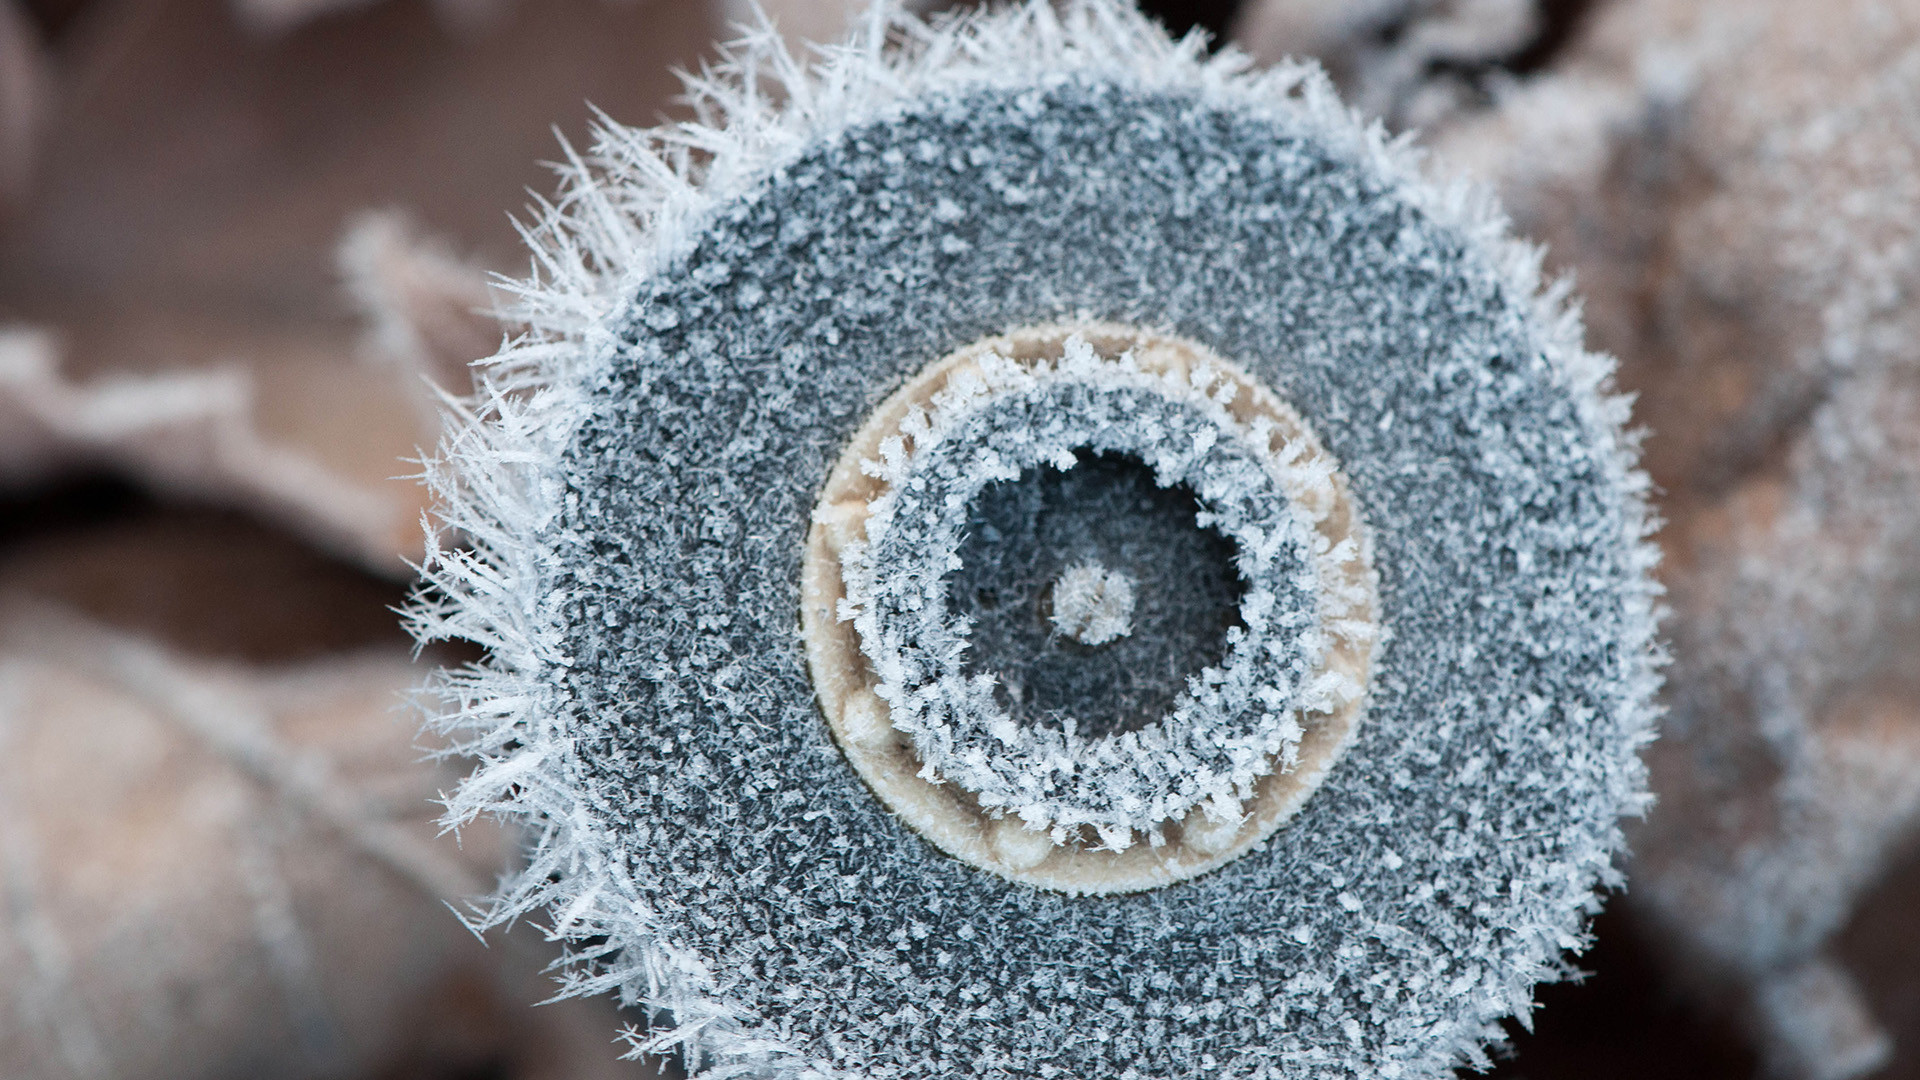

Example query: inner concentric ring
[801,323,1381,893]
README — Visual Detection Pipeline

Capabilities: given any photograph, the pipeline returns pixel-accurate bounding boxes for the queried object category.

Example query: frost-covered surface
[408,1,1662,1077]
[841,340,1365,847]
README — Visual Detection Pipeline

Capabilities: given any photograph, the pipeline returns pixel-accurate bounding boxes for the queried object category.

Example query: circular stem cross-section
[801,324,1381,893]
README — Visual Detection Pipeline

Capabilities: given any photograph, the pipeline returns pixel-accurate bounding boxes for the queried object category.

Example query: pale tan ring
[800,322,1379,895]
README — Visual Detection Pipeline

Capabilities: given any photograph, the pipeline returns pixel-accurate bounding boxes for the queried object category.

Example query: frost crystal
[408,1,1662,1077]
[1049,562,1134,645]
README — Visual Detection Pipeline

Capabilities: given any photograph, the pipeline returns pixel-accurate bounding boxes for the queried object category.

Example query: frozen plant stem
[411,2,1661,1077]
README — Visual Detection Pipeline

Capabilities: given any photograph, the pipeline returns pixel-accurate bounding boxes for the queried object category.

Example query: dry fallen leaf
[0,602,658,1080]
[0,3,724,1077]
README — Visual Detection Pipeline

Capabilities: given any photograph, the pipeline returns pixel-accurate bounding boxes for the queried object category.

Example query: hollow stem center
[948,452,1246,738]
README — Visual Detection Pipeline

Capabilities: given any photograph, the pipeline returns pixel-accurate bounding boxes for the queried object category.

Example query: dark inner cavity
[948,453,1246,738]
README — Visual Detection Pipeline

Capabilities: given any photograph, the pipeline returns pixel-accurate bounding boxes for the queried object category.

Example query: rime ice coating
[408,2,1664,1078]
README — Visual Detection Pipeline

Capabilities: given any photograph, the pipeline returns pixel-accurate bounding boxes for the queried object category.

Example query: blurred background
[1,0,1916,1078]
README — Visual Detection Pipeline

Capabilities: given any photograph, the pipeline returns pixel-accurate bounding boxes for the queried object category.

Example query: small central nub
[1048,562,1137,646]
